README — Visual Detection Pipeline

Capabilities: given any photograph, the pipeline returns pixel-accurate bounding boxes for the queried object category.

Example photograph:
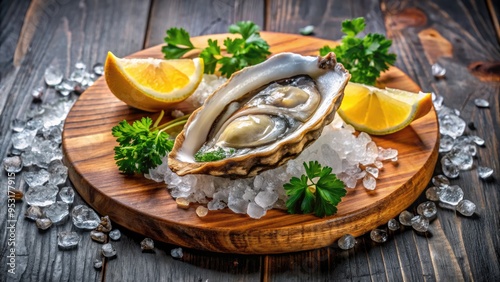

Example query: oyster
[169,52,350,177]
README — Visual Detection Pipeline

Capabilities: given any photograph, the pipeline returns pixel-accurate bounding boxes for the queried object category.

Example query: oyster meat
[168,52,350,177]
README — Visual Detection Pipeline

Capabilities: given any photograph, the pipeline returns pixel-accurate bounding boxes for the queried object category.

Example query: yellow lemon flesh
[104,52,203,112]
[338,82,433,135]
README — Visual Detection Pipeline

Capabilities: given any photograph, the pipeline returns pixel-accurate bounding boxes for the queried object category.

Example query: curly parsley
[319,17,397,85]
[162,21,270,78]
[111,111,189,174]
[284,161,346,217]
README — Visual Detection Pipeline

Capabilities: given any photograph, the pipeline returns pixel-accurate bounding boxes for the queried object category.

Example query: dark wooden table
[1,0,499,281]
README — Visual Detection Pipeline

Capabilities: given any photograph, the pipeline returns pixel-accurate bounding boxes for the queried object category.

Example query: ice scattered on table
[439,135,454,153]
[75,61,86,70]
[411,215,429,232]
[31,86,44,100]
[432,175,450,187]
[59,186,75,204]
[474,98,489,108]
[36,218,52,230]
[425,186,441,201]
[399,210,414,226]
[25,184,59,207]
[102,243,117,257]
[109,229,121,241]
[3,155,23,173]
[441,155,460,179]
[44,66,64,86]
[25,206,43,221]
[337,234,356,250]
[439,113,466,139]
[93,259,103,269]
[387,219,400,231]
[140,238,155,251]
[417,201,437,218]
[447,144,473,170]
[439,185,464,206]
[58,231,80,249]
[470,135,485,146]
[433,93,489,180]
[456,199,476,216]
[44,201,69,223]
[477,166,493,179]
[56,79,77,96]
[48,160,68,185]
[10,119,26,132]
[12,129,37,150]
[370,229,388,243]
[44,61,99,97]
[171,247,183,259]
[299,25,315,35]
[71,205,101,230]
[431,63,446,78]
[431,92,444,110]
[92,63,104,76]
[153,115,398,218]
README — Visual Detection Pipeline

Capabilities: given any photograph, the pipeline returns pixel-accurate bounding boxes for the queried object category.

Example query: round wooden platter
[62,32,439,254]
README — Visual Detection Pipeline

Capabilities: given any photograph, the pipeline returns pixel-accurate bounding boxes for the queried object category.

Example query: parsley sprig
[284,161,346,217]
[162,21,270,78]
[319,17,396,85]
[111,111,189,174]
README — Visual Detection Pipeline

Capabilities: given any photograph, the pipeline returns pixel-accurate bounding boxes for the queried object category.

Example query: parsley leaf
[112,117,174,174]
[284,161,346,217]
[111,112,190,174]
[200,39,222,74]
[162,28,196,59]
[319,17,396,85]
[228,21,260,40]
[163,21,270,78]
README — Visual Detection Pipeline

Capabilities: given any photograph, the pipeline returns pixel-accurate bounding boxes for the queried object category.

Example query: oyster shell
[168,52,350,177]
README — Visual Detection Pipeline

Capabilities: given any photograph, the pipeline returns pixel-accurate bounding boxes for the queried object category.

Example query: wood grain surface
[62,33,438,254]
[1,0,499,281]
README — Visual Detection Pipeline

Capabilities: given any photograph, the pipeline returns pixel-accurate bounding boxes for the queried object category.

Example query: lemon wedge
[104,52,203,112]
[338,82,433,135]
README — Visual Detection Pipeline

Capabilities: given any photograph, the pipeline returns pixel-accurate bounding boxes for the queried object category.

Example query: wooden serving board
[62,32,439,254]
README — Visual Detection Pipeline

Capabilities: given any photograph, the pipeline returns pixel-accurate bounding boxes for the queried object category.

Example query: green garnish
[319,17,397,85]
[111,111,188,174]
[284,161,346,217]
[162,28,195,58]
[194,147,234,162]
[162,21,270,78]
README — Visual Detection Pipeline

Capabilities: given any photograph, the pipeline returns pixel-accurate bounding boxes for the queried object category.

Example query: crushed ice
[149,114,398,219]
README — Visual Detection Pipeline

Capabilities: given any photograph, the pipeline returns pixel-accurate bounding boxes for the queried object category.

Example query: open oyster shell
[168,52,350,178]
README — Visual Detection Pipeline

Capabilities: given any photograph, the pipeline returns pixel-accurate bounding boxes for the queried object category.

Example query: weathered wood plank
[382,0,500,279]
[144,0,265,48]
[0,0,151,281]
[486,0,500,42]
[105,229,261,282]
